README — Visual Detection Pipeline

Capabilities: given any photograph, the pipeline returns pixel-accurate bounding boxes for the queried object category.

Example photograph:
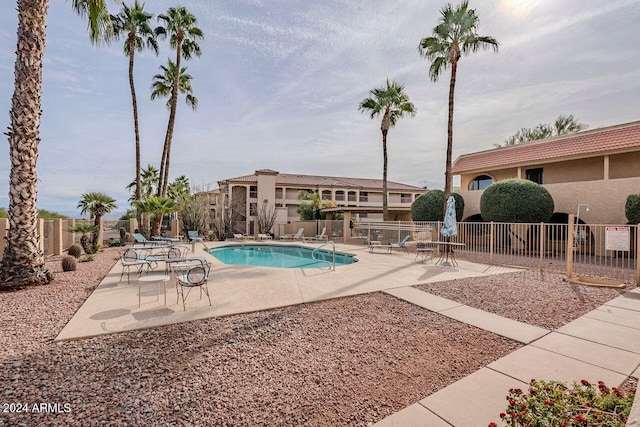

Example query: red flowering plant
[489,379,635,426]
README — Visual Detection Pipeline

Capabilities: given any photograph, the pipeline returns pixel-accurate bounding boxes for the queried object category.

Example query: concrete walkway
[375,287,640,426]
[56,242,520,341]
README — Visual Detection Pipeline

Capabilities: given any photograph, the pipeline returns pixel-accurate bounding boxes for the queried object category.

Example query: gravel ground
[1,249,634,426]
[1,247,520,426]
[417,268,636,330]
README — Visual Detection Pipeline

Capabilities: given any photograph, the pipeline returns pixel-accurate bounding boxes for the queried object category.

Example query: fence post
[539,222,545,272]
[636,224,640,285]
[37,219,44,253]
[489,222,495,265]
[52,218,62,255]
[566,214,575,279]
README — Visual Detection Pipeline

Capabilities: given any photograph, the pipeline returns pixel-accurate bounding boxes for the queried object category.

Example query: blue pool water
[208,244,357,268]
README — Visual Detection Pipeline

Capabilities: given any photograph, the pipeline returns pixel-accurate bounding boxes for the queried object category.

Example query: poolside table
[137,274,170,307]
[432,241,465,267]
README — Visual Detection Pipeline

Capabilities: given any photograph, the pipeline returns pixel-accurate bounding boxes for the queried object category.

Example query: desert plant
[180,193,211,237]
[480,179,554,223]
[61,256,77,272]
[71,222,99,254]
[119,227,127,245]
[411,190,464,222]
[77,192,117,245]
[67,243,83,258]
[81,255,95,263]
[625,194,640,224]
[257,202,278,234]
[490,379,634,426]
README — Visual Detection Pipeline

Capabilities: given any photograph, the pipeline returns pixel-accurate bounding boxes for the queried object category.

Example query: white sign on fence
[605,226,630,251]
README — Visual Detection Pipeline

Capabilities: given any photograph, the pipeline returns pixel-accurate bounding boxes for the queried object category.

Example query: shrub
[61,256,77,272]
[480,179,554,223]
[411,190,464,222]
[490,379,634,426]
[67,243,83,258]
[626,194,640,224]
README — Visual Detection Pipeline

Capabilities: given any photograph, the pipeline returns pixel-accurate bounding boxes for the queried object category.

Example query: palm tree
[155,6,203,197]
[358,79,416,220]
[1,0,112,288]
[126,164,160,202]
[419,1,498,206]
[151,59,198,194]
[134,196,178,237]
[77,192,117,245]
[110,1,159,222]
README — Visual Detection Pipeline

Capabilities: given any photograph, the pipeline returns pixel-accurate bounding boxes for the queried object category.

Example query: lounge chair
[233,233,250,241]
[132,233,174,247]
[280,228,304,241]
[304,227,328,242]
[187,230,202,242]
[258,233,273,241]
[369,235,411,254]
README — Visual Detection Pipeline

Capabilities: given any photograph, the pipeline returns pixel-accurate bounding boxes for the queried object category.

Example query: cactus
[119,227,126,245]
[61,256,77,272]
[67,243,83,258]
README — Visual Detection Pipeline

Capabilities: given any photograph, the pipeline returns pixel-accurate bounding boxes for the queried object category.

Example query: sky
[0,0,639,217]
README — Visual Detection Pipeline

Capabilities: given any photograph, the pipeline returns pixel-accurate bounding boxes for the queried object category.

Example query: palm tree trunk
[1,0,53,288]
[128,36,143,227]
[382,129,389,221]
[159,39,183,197]
[444,59,458,212]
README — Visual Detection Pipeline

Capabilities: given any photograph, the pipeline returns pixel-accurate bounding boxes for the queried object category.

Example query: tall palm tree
[151,60,198,197]
[110,1,159,222]
[155,6,203,197]
[1,0,112,288]
[126,164,160,202]
[419,1,498,207]
[77,192,117,245]
[358,79,416,220]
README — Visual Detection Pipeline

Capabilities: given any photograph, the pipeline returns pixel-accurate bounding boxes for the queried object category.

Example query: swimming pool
[208,244,357,268]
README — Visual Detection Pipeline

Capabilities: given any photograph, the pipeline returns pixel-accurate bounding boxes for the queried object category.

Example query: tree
[625,194,640,224]
[155,6,203,197]
[110,1,159,222]
[499,114,588,147]
[297,190,323,220]
[480,179,554,223]
[77,192,117,245]
[126,164,160,202]
[167,175,191,204]
[411,190,464,222]
[134,196,178,237]
[419,1,498,212]
[151,58,198,196]
[358,79,416,220]
[1,0,114,288]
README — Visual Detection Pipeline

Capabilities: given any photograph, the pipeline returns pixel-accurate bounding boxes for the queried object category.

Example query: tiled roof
[452,120,640,174]
[219,170,423,192]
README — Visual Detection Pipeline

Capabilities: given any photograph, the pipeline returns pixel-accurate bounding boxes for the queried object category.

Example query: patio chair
[175,265,212,311]
[281,228,304,241]
[120,248,156,283]
[415,241,434,263]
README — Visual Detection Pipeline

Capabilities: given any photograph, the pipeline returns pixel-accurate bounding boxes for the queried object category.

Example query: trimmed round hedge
[480,178,554,223]
[411,190,464,222]
[626,194,640,224]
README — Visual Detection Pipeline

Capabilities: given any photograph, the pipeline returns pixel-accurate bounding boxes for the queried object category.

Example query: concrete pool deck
[56,241,520,341]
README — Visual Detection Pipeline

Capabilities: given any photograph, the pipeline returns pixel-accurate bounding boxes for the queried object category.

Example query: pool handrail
[312,240,336,271]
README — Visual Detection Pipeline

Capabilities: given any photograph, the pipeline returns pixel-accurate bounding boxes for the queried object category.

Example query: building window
[249,202,257,215]
[275,187,283,199]
[321,190,332,200]
[249,186,258,198]
[335,190,345,201]
[525,168,543,184]
[468,175,494,190]
[359,192,368,202]
[348,191,357,202]
[400,193,412,203]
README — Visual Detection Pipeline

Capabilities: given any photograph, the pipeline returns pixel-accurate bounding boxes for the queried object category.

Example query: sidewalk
[375,287,640,426]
